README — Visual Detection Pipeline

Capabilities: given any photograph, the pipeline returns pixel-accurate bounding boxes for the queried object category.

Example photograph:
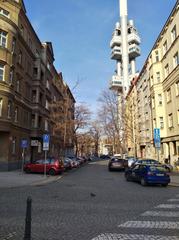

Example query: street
[0,160,179,240]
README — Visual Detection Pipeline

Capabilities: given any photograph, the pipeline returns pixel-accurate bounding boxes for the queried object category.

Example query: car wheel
[141,178,147,186]
[108,167,112,171]
[162,183,168,187]
[125,174,131,181]
[48,169,56,176]
[25,168,31,174]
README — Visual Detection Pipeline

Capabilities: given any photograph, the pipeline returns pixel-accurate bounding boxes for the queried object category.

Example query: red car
[24,157,64,175]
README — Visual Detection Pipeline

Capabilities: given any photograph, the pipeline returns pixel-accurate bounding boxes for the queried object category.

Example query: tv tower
[109,0,141,154]
[110,0,141,95]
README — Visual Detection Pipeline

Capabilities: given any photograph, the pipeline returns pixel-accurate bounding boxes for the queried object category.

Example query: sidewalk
[0,170,62,188]
[169,171,179,187]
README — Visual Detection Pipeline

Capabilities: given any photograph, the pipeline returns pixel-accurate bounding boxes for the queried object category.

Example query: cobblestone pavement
[0,160,179,240]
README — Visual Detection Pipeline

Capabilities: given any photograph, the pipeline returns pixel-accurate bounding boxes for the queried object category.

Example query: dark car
[125,164,170,186]
[108,157,128,171]
[24,157,64,175]
[130,158,173,172]
[131,159,159,168]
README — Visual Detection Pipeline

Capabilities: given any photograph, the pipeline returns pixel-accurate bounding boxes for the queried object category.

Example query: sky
[24,0,176,115]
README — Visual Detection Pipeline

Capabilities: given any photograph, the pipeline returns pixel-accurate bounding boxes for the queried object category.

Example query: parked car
[130,158,173,172]
[64,158,72,170]
[108,157,128,171]
[126,156,138,167]
[125,164,170,186]
[24,157,64,175]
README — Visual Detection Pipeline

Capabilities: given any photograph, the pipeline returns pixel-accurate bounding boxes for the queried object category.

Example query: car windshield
[149,166,167,172]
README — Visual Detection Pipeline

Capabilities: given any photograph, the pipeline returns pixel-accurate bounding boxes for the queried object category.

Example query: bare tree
[74,103,91,156]
[97,89,124,155]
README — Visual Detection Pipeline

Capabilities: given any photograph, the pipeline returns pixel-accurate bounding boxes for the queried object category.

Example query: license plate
[113,163,121,166]
[156,173,164,176]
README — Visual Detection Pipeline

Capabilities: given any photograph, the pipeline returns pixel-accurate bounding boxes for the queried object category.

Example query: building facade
[126,0,179,166]
[0,0,75,170]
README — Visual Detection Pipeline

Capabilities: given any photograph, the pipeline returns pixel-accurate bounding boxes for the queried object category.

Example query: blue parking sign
[43,134,50,151]
[21,139,28,148]
[154,128,160,148]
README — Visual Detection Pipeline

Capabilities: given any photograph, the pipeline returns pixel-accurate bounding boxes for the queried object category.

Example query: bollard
[24,197,32,240]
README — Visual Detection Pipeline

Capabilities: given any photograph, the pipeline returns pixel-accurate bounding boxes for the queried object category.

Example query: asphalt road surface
[0,160,179,240]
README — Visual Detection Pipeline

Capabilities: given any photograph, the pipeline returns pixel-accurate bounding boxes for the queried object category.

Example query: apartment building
[0,0,75,170]
[126,0,179,165]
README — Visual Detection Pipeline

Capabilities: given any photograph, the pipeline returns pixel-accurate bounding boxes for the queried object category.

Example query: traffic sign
[154,128,160,148]
[21,139,28,148]
[43,134,50,151]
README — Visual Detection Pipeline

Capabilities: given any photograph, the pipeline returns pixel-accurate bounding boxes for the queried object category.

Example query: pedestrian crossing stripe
[142,211,179,217]
[168,199,179,202]
[155,204,179,209]
[91,234,179,240]
[118,221,179,229]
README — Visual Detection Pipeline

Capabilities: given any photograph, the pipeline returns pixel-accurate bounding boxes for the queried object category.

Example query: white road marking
[118,221,179,229]
[142,211,179,217]
[168,199,179,202]
[91,234,179,240]
[155,204,179,209]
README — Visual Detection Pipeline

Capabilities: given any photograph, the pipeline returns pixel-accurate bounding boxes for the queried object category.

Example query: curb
[31,175,62,186]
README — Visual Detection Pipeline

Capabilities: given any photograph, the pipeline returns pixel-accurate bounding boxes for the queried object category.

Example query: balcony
[128,33,141,44]
[128,44,140,58]
[109,75,123,91]
[111,46,122,60]
[110,35,122,48]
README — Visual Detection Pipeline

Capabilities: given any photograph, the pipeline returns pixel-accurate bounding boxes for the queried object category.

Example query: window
[0,30,7,47]
[12,138,16,154]
[150,75,154,86]
[9,68,13,85]
[14,107,18,122]
[156,72,160,83]
[20,25,24,36]
[31,114,35,127]
[155,50,159,62]
[171,25,177,42]
[46,79,50,90]
[152,97,155,109]
[12,37,16,53]
[45,119,49,131]
[168,113,173,128]
[32,90,37,103]
[158,94,162,105]
[47,61,50,70]
[7,101,12,118]
[164,64,169,78]
[153,118,156,128]
[18,51,22,64]
[159,117,164,129]
[16,80,20,92]
[45,100,49,110]
[0,8,9,17]
[176,81,179,96]
[0,98,2,116]
[166,88,171,102]
[0,64,5,81]
[173,52,179,68]
[163,40,168,55]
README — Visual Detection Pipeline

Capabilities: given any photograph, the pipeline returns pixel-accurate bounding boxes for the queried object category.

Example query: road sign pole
[22,148,25,173]
[44,150,47,177]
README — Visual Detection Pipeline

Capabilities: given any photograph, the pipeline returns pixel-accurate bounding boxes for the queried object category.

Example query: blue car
[125,164,170,186]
